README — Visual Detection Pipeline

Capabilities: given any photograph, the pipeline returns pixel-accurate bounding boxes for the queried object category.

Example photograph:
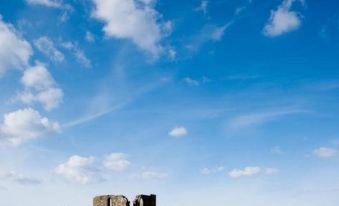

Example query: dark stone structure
[133,194,156,206]
[93,194,156,206]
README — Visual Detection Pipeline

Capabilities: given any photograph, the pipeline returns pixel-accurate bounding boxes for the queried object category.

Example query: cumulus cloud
[0,17,32,76]
[34,37,64,62]
[169,126,188,138]
[55,155,100,184]
[25,0,63,8]
[92,0,170,57]
[16,64,63,110]
[0,108,60,146]
[263,0,304,37]
[228,166,278,178]
[313,147,337,158]
[103,153,130,172]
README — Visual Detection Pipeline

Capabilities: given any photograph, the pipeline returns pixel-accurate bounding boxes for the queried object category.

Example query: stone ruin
[93,194,156,206]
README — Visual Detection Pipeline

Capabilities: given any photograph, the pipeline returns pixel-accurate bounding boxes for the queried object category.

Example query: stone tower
[93,195,130,206]
[133,194,156,206]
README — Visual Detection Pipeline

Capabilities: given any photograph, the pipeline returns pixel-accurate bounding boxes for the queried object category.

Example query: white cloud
[169,126,188,138]
[103,153,130,172]
[21,64,55,89]
[61,41,91,68]
[16,64,63,110]
[229,166,261,178]
[263,0,303,37]
[55,155,99,184]
[184,77,199,86]
[201,166,224,175]
[228,166,279,178]
[25,0,63,8]
[0,108,60,146]
[313,147,337,158]
[34,37,64,62]
[138,170,168,180]
[0,18,32,76]
[92,0,170,57]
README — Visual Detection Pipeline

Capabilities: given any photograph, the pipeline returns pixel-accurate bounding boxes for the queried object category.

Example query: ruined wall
[94,194,155,206]
[93,195,130,206]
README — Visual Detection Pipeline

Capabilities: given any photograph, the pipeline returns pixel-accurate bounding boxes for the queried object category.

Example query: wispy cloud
[201,166,224,175]
[186,23,231,52]
[0,170,41,185]
[228,166,279,178]
[61,41,92,68]
[228,108,306,129]
[313,147,337,158]
[195,0,208,15]
[34,36,64,62]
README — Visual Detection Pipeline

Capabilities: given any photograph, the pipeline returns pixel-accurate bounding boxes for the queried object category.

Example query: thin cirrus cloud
[61,41,92,68]
[0,107,60,146]
[92,0,171,57]
[0,18,32,77]
[201,166,225,175]
[186,23,231,52]
[0,170,41,185]
[138,170,168,180]
[263,0,304,37]
[228,109,305,129]
[313,147,337,158]
[15,63,64,111]
[195,0,208,15]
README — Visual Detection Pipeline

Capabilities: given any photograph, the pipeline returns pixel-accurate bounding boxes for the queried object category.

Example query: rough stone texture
[133,194,156,206]
[93,195,130,206]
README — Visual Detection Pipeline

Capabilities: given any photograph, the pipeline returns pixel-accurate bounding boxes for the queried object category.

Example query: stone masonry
[93,195,130,206]
[93,194,156,206]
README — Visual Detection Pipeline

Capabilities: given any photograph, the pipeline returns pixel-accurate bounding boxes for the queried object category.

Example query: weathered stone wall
[93,194,155,206]
[93,195,130,206]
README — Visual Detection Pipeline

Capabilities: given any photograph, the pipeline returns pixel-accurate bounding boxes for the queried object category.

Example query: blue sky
[1,0,339,205]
